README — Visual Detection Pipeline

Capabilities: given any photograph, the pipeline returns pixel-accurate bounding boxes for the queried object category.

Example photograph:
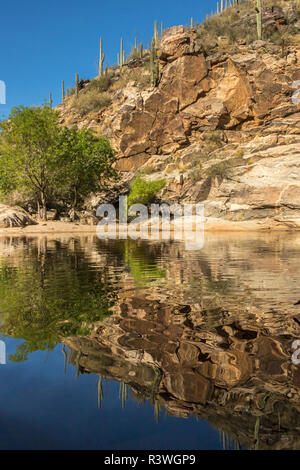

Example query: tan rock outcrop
[0,204,35,228]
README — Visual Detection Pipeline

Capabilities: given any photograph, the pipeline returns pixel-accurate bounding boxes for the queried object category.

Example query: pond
[0,232,300,450]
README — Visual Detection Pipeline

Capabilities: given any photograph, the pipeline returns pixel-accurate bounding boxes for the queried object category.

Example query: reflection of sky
[0,340,5,364]
[0,336,222,450]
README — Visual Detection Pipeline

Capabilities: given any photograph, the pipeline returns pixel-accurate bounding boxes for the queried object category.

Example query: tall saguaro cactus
[154,20,159,47]
[49,92,52,109]
[118,38,126,66]
[75,73,79,97]
[99,37,105,76]
[256,0,262,40]
[150,38,159,87]
[62,80,65,102]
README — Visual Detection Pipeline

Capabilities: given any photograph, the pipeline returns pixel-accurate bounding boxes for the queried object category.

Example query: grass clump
[234,148,245,157]
[189,167,203,183]
[127,175,166,208]
[206,160,232,180]
[202,131,224,148]
[85,74,113,93]
[73,92,111,117]
[139,164,156,175]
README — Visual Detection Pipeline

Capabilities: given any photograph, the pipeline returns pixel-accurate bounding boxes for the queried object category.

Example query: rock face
[104,26,300,171]
[0,204,35,228]
[58,5,300,228]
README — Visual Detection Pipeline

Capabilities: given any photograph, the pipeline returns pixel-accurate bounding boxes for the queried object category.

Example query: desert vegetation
[127,175,166,208]
[0,105,117,219]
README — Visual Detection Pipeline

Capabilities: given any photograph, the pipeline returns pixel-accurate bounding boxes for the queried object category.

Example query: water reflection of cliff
[64,291,300,450]
[66,233,300,451]
[1,233,300,448]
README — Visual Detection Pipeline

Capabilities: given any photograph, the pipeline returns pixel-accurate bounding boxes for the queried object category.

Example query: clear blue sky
[0,0,217,118]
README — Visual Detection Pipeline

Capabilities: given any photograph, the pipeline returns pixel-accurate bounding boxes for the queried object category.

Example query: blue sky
[0,0,217,118]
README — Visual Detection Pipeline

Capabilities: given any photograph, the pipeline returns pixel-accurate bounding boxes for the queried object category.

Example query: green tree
[0,105,117,219]
[0,105,61,219]
[58,126,117,208]
[127,175,166,208]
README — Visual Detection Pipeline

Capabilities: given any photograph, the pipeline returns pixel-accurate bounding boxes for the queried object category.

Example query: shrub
[86,73,113,94]
[234,149,245,157]
[206,161,231,179]
[202,130,224,148]
[189,168,202,183]
[73,92,111,117]
[140,164,156,175]
[127,176,166,208]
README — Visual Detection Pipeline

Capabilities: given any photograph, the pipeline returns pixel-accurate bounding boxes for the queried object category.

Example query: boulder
[0,204,36,228]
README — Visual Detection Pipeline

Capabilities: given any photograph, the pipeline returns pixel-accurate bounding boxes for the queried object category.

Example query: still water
[0,233,300,450]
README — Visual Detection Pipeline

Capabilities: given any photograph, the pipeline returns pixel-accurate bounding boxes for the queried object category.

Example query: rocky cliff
[58,1,300,229]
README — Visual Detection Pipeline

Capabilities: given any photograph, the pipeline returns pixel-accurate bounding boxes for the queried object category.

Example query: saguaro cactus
[150,38,159,87]
[191,17,194,29]
[99,37,105,76]
[75,73,79,97]
[49,92,52,109]
[154,20,159,47]
[118,38,125,66]
[62,80,65,102]
[256,0,262,40]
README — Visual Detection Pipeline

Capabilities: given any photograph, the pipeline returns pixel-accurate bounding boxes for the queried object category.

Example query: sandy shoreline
[0,218,299,236]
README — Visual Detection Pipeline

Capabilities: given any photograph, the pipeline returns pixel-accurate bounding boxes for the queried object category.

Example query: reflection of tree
[0,245,118,361]
[110,240,166,286]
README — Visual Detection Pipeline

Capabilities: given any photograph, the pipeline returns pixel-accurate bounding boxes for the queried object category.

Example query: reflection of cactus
[99,37,105,76]
[62,80,65,102]
[97,375,103,409]
[256,0,262,40]
[119,382,128,409]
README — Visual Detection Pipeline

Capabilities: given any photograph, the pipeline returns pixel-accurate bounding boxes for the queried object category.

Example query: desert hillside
[57,0,300,229]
